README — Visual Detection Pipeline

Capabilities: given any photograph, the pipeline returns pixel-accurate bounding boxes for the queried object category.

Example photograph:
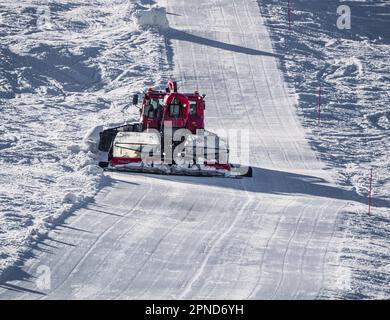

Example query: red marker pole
[288,0,292,31]
[368,168,373,215]
[317,85,322,126]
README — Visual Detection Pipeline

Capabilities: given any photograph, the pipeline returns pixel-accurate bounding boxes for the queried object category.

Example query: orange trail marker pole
[368,168,373,215]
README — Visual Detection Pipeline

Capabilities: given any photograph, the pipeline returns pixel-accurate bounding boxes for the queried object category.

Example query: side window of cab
[189,102,197,115]
[169,98,182,117]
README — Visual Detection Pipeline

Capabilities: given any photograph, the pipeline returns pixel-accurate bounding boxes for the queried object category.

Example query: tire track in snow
[246,199,296,299]
[175,6,266,298]
[272,200,327,299]
[84,184,185,299]
[316,204,345,299]
[211,201,266,299]
[167,0,345,299]
[11,186,118,300]
[270,201,312,299]
[292,201,326,299]
[229,0,291,169]
[141,195,243,299]
[239,0,313,171]
[178,199,253,299]
[115,199,196,299]
[120,194,224,299]
[0,0,348,299]
[68,184,163,298]
[43,177,154,298]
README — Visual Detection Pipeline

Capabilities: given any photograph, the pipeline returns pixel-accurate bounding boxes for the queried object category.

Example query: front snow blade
[231,165,253,177]
[105,163,252,178]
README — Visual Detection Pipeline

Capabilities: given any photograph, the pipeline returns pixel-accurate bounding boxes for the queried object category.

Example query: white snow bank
[259,0,390,299]
[0,0,169,275]
[132,5,169,31]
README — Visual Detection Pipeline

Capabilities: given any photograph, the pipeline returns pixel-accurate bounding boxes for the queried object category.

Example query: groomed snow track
[0,0,353,299]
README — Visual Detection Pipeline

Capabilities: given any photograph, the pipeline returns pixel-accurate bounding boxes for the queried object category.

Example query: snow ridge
[258,0,390,299]
[0,0,169,274]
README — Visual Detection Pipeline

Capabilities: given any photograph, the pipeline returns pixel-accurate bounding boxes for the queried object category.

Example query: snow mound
[132,6,169,31]
[0,0,169,276]
[82,125,103,153]
[327,57,364,79]
[63,192,78,204]
[260,0,390,299]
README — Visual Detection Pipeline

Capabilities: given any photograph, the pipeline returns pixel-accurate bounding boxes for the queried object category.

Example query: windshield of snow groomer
[189,102,197,115]
[144,98,160,118]
[169,98,181,117]
[150,98,159,110]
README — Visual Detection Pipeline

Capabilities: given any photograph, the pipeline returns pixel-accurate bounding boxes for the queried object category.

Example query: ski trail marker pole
[317,85,322,126]
[368,168,373,215]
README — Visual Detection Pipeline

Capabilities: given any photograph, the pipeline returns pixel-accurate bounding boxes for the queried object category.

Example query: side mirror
[132,94,139,105]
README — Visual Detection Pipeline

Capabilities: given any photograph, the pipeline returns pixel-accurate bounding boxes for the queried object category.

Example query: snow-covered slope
[259,0,390,299]
[1,0,353,299]
[0,0,169,272]
[0,0,388,299]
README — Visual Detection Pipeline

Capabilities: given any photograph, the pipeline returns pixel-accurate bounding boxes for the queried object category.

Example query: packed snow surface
[0,0,388,299]
[0,0,168,272]
[260,0,390,298]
